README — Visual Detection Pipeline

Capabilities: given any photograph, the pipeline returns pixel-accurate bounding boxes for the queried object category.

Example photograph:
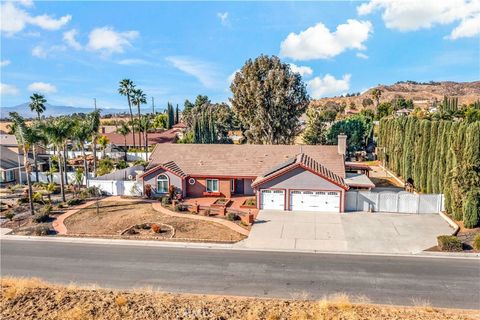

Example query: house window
[5,170,14,182]
[231,179,235,192]
[157,174,169,193]
[206,179,219,192]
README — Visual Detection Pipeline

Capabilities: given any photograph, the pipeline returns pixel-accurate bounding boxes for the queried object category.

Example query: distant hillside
[311,81,480,109]
[0,103,130,119]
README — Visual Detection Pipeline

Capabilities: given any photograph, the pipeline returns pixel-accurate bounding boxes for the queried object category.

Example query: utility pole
[94,98,97,111]
[152,97,155,114]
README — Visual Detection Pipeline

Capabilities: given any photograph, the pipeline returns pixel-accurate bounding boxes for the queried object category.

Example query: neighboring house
[0,146,30,185]
[140,136,375,212]
[103,128,182,148]
[395,108,412,117]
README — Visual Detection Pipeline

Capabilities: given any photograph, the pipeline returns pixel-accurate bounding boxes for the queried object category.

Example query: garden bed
[211,198,232,207]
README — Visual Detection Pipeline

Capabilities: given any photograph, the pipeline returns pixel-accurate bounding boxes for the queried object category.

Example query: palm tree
[29,122,44,183]
[118,79,136,148]
[371,88,382,107]
[42,117,75,202]
[98,135,110,159]
[116,121,131,161]
[72,117,91,186]
[9,112,35,215]
[29,93,47,121]
[131,88,147,145]
[137,115,151,161]
[85,110,100,177]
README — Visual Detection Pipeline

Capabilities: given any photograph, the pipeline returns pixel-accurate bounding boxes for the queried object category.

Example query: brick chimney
[337,134,347,155]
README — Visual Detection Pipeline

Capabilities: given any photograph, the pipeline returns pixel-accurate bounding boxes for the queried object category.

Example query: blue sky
[1,0,479,110]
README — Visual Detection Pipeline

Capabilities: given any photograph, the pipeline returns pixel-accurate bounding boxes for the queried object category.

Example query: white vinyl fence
[30,172,87,184]
[87,179,143,197]
[346,191,444,214]
[46,150,151,161]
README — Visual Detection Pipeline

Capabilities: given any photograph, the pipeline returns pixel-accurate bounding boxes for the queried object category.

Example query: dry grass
[1,277,478,320]
[63,201,245,242]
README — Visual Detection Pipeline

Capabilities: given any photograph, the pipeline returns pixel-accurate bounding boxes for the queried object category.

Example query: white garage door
[290,191,340,212]
[260,189,285,210]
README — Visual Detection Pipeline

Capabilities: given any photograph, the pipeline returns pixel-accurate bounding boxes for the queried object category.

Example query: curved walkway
[52,200,97,235]
[152,202,250,236]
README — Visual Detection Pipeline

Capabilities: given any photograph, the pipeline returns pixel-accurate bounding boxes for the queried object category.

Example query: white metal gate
[345,191,444,214]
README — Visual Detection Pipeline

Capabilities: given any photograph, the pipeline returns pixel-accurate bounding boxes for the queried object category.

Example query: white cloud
[0,1,71,35]
[280,19,373,60]
[117,58,150,65]
[28,82,57,93]
[448,14,480,39]
[87,27,139,55]
[357,0,480,39]
[31,45,47,58]
[63,29,82,50]
[307,74,351,98]
[29,14,71,30]
[0,83,19,96]
[31,44,66,58]
[166,56,219,88]
[217,12,230,26]
[356,52,369,59]
[289,63,313,77]
[0,60,11,67]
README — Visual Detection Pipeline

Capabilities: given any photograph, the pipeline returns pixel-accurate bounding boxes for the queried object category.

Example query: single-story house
[0,146,30,185]
[103,128,182,148]
[140,136,374,213]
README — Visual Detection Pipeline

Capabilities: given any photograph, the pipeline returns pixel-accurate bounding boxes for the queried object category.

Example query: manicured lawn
[64,201,246,242]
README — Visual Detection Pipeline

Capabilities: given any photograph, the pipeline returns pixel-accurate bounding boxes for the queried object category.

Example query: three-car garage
[260,189,341,212]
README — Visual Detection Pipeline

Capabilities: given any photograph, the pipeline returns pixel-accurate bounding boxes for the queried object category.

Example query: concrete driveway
[240,210,453,254]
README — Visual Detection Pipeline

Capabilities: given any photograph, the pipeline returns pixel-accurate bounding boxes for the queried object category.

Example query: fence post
[396,193,400,213]
[416,195,421,214]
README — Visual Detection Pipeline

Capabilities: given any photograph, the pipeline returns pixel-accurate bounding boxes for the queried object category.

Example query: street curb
[2,234,479,259]
[438,211,460,235]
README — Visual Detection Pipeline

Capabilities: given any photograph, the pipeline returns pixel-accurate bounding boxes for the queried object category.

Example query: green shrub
[4,212,14,220]
[33,212,50,223]
[473,234,480,251]
[463,190,480,229]
[116,160,129,170]
[33,225,50,236]
[174,204,188,212]
[161,196,171,206]
[17,197,29,204]
[32,192,44,203]
[226,212,238,221]
[437,235,463,252]
[67,198,84,206]
[244,198,256,206]
[42,204,53,215]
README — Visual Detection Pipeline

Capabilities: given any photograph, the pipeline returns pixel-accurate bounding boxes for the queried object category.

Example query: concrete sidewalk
[242,210,455,254]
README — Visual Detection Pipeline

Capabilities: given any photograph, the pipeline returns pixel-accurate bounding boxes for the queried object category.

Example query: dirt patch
[1,277,478,320]
[369,164,404,188]
[64,201,245,242]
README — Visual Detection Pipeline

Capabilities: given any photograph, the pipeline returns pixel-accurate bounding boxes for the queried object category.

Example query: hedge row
[378,118,479,228]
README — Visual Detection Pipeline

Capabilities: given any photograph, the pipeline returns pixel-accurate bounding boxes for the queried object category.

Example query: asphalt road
[1,239,479,309]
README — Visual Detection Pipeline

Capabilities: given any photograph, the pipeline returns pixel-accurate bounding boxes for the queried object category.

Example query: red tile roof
[252,153,348,190]
[147,144,345,179]
[103,128,180,147]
